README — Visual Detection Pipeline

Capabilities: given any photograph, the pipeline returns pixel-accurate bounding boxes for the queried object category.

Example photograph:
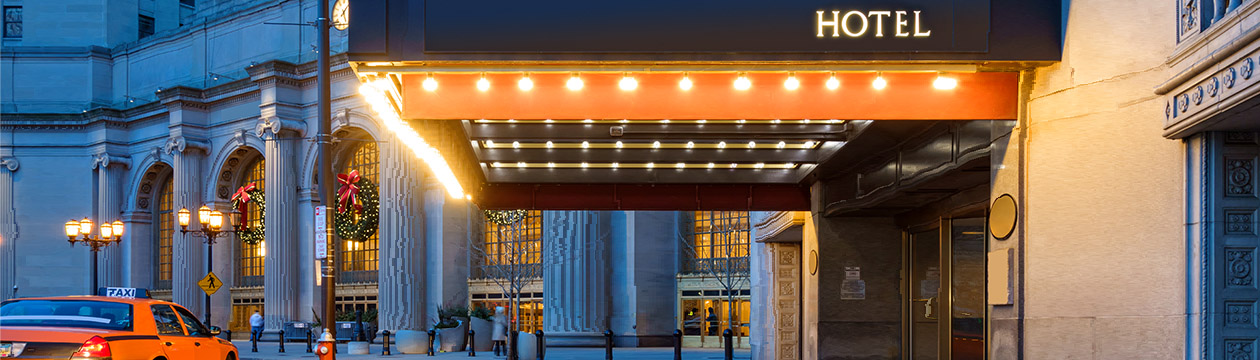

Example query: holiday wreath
[335,170,380,241]
[230,183,265,245]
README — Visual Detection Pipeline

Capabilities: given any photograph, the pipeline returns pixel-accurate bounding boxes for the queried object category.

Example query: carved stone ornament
[1180,94,1191,113]
[1228,158,1256,196]
[1227,302,1254,327]
[1167,101,1173,120]
[1193,86,1204,105]
[1227,340,1253,360]
[1183,0,1198,33]
[1228,248,1254,286]
[138,197,150,209]
[255,116,306,138]
[1225,68,1238,89]
[92,152,131,170]
[0,157,18,172]
[1244,58,1255,80]
[1210,77,1220,97]
[164,136,209,155]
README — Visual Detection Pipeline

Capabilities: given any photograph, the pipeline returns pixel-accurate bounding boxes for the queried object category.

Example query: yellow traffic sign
[198,272,222,295]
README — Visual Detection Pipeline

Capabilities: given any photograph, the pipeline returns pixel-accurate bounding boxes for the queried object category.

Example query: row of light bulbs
[481,140,819,150]
[486,161,801,169]
[420,72,960,92]
[473,119,845,124]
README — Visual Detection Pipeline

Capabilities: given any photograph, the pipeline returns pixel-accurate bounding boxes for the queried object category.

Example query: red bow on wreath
[231,182,257,224]
[337,170,363,213]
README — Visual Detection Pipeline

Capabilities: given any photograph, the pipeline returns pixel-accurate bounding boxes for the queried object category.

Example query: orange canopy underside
[399,71,1018,120]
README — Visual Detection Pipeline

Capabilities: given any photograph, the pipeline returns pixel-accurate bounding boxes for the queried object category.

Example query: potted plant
[468,306,495,351]
[433,305,468,352]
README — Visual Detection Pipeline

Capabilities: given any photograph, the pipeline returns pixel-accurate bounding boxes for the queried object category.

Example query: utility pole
[317,0,336,345]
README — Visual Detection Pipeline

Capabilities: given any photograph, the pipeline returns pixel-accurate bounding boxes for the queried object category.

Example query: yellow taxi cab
[0,287,237,360]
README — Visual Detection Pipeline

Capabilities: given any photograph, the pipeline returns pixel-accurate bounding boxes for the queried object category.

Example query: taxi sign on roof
[98,287,150,298]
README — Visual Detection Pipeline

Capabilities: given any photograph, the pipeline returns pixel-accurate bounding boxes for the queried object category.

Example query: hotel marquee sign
[349,0,1061,61]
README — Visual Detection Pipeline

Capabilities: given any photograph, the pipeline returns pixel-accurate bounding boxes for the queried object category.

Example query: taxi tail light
[72,336,111,358]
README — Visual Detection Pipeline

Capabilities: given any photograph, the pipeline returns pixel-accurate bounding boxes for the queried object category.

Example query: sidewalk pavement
[232,341,752,360]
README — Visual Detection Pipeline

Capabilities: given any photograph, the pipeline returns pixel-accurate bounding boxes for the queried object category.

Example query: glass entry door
[906,218,987,360]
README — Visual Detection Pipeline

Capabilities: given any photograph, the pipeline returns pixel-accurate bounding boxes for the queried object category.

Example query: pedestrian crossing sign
[198,272,222,295]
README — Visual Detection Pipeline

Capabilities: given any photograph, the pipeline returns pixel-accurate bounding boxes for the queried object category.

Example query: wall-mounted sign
[989,194,1017,240]
[348,0,1061,62]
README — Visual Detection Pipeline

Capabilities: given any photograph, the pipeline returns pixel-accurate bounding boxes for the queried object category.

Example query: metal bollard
[467,329,476,356]
[307,328,313,353]
[279,329,286,353]
[604,329,613,360]
[382,330,392,356]
[251,330,258,352]
[723,329,733,360]
[673,329,682,360]
[535,330,545,360]
[427,329,436,356]
[355,310,366,342]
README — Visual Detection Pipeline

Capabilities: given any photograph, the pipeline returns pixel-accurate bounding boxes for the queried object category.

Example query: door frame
[902,208,988,360]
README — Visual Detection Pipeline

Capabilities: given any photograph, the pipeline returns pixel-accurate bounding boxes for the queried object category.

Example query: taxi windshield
[0,299,133,331]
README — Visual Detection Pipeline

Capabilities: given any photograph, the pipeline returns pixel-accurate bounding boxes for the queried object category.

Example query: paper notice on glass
[841,279,866,300]
[845,266,860,279]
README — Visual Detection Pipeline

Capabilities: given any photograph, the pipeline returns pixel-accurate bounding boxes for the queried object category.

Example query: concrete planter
[437,322,467,352]
[516,332,538,360]
[393,330,427,354]
[469,317,495,351]
[347,341,370,354]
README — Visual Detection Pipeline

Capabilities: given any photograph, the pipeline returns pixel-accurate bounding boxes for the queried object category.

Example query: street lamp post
[178,205,241,328]
[64,218,125,292]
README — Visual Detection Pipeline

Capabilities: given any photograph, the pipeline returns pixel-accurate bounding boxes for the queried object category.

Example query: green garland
[232,189,265,245]
[485,209,527,225]
[335,180,380,241]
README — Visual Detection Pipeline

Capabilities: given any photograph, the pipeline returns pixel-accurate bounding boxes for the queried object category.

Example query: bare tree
[470,210,543,358]
[677,211,751,341]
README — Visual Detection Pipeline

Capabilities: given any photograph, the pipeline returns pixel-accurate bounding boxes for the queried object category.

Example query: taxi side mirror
[208,326,222,336]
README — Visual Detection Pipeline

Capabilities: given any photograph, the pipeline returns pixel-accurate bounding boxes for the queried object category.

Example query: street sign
[197,272,222,296]
[315,205,328,260]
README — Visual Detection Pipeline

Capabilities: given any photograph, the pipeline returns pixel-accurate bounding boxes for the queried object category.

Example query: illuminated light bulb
[620,119,629,123]
[784,74,800,90]
[933,74,958,90]
[661,119,671,124]
[826,74,840,90]
[777,141,786,149]
[802,119,811,124]
[707,162,715,169]
[512,141,521,149]
[545,119,555,123]
[755,162,765,169]
[747,141,757,149]
[718,141,727,149]
[546,141,554,148]
[615,141,624,148]
[581,162,589,168]
[422,75,438,91]
[646,162,655,168]
[729,163,738,168]
[734,74,752,91]
[507,119,516,123]
[804,141,816,148]
[679,74,693,91]
[612,162,619,168]
[484,140,496,148]
[492,162,502,167]
[772,119,781,124]
[517,162,527,168]
[737,119,746,124]
[872,73,887,90]
[581,141,590,148]
[652,141,661,149]
[785,163,796,168]
[518,75,534,91]
[583,119,594,123]
[676,162,686,169]
[477,76,491,91]
[548,162,556,168]
[686,141,695,149]
[465,194,472,201]
[619,75,638,90]
[567,74,584,91]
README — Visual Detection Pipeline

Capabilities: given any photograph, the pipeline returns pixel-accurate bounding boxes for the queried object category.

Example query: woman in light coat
[492,306,508,355]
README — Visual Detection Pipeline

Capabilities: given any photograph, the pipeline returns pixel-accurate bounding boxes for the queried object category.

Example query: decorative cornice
[0,157,19,172]
[165,136,211,155]
[754,211,805,243]
[255,116,306,138]
[92,152,132,170]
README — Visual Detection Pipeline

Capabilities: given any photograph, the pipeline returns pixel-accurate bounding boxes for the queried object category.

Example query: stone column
[424,185,471,321]
[121,210,153,289]
[377,139,428,332]
[93,153,130,288]
[0,157,19,301]
[543,211,612,346]
[257,117,303,331]
[167,136,209,316]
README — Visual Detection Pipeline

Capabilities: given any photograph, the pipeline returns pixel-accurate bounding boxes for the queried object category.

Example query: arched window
[235,158,265,287]
[153,177,174,290]
[339,141,379,284]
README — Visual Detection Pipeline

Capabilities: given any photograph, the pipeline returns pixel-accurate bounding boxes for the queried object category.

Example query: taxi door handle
[164,341,173,346]
[195,342,201,346]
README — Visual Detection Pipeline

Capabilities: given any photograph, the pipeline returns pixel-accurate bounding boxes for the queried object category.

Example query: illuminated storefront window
[235,159,265,287]
[153,177,173,290]
[680,211,751,348]
[474,211,543,279]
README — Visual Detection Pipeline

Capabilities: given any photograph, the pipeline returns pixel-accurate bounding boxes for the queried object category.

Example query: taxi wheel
[227,352,237,360]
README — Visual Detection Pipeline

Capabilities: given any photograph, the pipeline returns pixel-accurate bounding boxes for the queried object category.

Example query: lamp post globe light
[178,204,241,328]
[63,218,126,293]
